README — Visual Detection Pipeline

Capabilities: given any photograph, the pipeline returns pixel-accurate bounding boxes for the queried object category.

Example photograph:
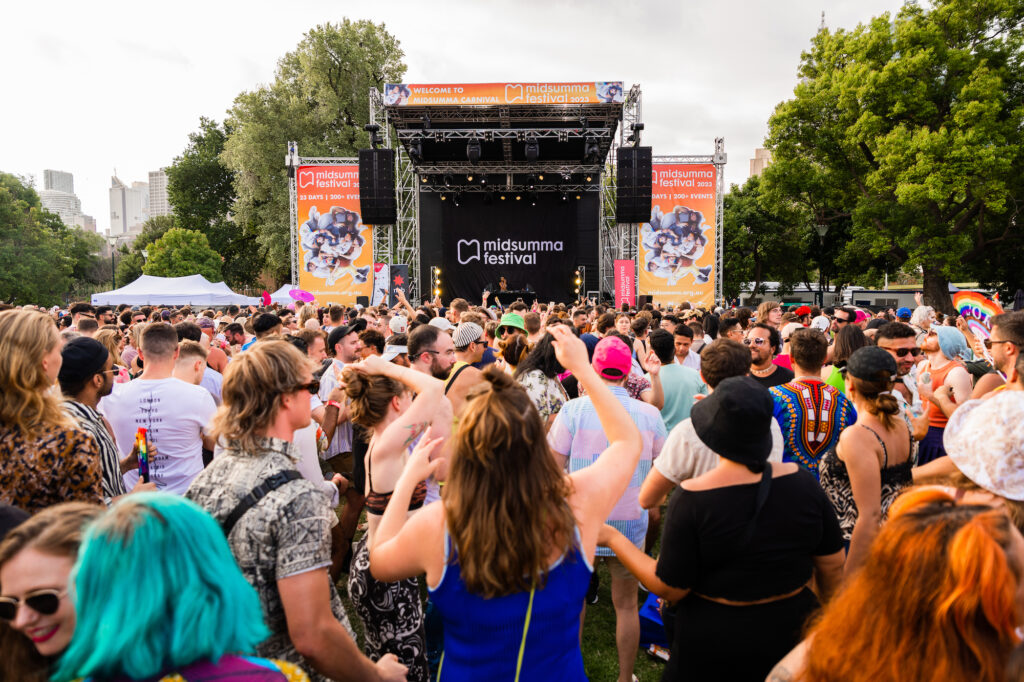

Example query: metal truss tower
[600,84,642,297]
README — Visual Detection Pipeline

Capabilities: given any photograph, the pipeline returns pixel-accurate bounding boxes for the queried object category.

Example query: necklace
[751,364,776,376]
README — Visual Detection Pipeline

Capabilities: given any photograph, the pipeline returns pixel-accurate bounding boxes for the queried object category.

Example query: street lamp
[105,235,122,290]
[815,224,830,306]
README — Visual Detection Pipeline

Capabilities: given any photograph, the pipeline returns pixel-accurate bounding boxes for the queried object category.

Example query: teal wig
[51,493,269,681]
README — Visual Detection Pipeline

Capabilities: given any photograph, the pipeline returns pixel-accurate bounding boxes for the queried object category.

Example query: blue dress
[428,527,593,681]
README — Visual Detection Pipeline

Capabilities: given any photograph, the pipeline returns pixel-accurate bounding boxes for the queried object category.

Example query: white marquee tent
[91,275,259,307]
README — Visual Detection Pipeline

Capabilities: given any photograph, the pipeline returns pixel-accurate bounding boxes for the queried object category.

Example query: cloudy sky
[2,0,903,233]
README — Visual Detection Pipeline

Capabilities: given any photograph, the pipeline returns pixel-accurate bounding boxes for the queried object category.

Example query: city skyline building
[39,189,83,226]
[749,148,772,177]
[43,169,74,194]
[148,168,170,217]
[109,175,149,236]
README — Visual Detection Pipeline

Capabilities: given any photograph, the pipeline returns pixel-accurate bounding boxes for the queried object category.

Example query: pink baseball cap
[592,337,632,380]
[854,309,870,324]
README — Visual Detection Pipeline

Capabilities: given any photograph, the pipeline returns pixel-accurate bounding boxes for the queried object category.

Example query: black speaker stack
[615,146,653,223]
[358,148,397,225]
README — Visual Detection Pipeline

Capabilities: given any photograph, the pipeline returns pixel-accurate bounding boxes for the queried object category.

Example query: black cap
[327,317,367,353]
[253,313,283,334]
[58,337,109,386]
[690,376,773,467]
[846,346,897,382]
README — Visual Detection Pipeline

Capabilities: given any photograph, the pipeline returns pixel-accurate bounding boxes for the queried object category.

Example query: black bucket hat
[690,376,774,467]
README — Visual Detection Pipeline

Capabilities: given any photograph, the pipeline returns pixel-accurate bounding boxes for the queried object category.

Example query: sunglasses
[294,379,321,395]
[743,337,768,346]
[879,346,921,358]
[0,589,65,620]
[984,339,1015,350]
[834,318,850,325]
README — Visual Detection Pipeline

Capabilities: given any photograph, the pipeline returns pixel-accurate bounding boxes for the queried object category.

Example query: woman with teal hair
[51,493,309,682]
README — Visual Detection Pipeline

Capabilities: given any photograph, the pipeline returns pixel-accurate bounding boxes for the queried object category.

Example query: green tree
[0,173,79,305]
[112,215,176,285]
[143,228,223,281]
[722,176,804,300]
[764,0,1024,312]
[222,20,406,283]
[166,118,262,287]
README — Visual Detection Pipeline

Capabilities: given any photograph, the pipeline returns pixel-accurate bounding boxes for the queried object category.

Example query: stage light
[500,193,507,201]
[420,175,429,183]
[585,175,593,183]
[440,193,448,201]
[421,114,432,130]
[466,174,474,182]
[560,192,569,202]
[479,175,487,185]
[528,174,536,190]
[575,277,581,285]
[538,173,545,181]
[409,140,423,163]
[525,135,539,162]
[444,173,453,186]
[466,138,481,164]
[575,194,582,200]
[579,117,588,130]
[574,288,580,294]
[454,192,463,207]
[561,173,571,183]
[528,192,537,206]
[515,194,521,201]
[584,135,600,163]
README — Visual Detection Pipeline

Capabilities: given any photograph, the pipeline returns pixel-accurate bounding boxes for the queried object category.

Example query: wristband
[326,400,343,410]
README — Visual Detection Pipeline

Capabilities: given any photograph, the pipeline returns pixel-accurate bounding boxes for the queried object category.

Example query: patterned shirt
[185,438,352,682]
[0,421,103,513]
[64,400,127,504]
[769,379,857,479]
[518,369,568,421]
[548,386,667,555]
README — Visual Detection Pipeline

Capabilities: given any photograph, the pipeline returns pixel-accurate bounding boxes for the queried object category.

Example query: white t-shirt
[294,395,340,505]
[318,359,353,459]
[200,366,223,406]
[100,377,216,495]
[653,417,784,485]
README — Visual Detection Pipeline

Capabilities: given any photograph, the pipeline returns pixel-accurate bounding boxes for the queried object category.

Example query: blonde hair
[755,300,780,325]
[0,309,69,437]
[93,329,122,364]
[176,340,209,362]
[297,304,317,329]
[210,340,309,454]
[444,368,576,598]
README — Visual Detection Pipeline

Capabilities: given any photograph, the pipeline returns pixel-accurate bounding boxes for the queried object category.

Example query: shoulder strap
[221,471,303,536]
[858,424,889,467]
[444,363,472,395]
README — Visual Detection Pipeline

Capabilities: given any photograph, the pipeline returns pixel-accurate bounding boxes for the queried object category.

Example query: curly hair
[0,309,69,437]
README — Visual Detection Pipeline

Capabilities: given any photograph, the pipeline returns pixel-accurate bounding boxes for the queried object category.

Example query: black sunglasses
[294,379,321,395]
[984,339,1015,350]
[881,346,921,358]
[0,589,65,620]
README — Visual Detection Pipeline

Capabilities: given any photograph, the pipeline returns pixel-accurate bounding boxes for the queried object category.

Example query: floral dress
[518,369,568,421]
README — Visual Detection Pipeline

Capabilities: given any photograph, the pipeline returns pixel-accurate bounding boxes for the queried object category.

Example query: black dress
[655,469,843,681]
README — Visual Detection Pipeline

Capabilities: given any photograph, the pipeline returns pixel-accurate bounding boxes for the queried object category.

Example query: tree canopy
[143,227,223,281]
[221,19,406,283]
[763,0,1024,311]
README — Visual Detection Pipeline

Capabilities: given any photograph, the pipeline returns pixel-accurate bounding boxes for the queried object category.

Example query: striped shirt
[64,400,127,504]
[548,386,666,555]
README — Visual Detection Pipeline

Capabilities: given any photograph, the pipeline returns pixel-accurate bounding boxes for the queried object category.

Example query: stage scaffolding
[288,86,723,305]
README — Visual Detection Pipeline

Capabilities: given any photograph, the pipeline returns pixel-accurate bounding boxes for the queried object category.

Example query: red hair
[801,488,1022,682]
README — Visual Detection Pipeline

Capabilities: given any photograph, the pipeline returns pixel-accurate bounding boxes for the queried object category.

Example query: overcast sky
[2,0,903,233]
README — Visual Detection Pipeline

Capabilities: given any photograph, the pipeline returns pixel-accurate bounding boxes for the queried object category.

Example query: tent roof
[91,274,259,306]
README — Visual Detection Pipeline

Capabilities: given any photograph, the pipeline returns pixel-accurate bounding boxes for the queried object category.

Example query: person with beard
[408,324,457,382]
[58,337,156,504]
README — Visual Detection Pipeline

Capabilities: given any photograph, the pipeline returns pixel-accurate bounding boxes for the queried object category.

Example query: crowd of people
[2,292,1024,681]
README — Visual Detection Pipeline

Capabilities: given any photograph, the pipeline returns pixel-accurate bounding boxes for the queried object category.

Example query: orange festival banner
[295,165,374,305]
[382,82,625,106]
[638,164,717,308]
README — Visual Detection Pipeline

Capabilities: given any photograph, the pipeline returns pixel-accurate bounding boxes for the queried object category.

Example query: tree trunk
[922,266,955,314]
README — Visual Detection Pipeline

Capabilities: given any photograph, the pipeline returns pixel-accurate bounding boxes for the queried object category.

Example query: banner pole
[287,141,299,287]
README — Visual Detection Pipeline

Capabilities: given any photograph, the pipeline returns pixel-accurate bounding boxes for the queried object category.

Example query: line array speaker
[358,148,397,225]
[616,146,652,223]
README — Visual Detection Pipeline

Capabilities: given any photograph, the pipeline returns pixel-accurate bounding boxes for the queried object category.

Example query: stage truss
[290,86,724,305]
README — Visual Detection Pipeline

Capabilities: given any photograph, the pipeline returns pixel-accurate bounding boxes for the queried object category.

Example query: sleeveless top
[428,526,592,681]
[819,424,914,541]
[86,655,309,681]
[444,361,471,394]
[364,442,427,516]
[926,359,965,429]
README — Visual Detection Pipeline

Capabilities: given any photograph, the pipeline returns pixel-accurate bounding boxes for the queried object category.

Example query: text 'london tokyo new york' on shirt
[100,377,217,495]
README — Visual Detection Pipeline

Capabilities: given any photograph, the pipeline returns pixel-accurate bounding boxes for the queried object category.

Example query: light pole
[105,235,121,290]
[815,223,830,306]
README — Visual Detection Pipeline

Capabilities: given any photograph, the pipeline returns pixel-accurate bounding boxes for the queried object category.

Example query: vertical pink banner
[614,259,636,308]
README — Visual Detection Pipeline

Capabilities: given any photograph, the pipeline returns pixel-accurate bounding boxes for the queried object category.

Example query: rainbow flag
[953,291,1003,339]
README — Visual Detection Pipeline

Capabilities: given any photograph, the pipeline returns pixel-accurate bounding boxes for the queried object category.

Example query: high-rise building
[43,169,74,194]
[39,189,82,226]
[749,148,772,177]
[109,176,150,235]
[148,169,170,217]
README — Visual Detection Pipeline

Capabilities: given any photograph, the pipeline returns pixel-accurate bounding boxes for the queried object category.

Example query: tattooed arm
[766,639,809,682]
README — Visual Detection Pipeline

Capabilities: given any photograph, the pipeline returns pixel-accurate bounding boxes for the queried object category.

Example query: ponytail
[850,374,900,430]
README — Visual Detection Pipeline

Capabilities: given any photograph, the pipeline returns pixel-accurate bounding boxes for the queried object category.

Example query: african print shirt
[185,438,352,682]
[0,421,103,513]
[769,379,857,480]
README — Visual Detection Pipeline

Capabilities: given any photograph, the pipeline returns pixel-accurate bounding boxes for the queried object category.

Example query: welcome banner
[383,82,625,107]
[638,163,716,308]
[295,165,374,305]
